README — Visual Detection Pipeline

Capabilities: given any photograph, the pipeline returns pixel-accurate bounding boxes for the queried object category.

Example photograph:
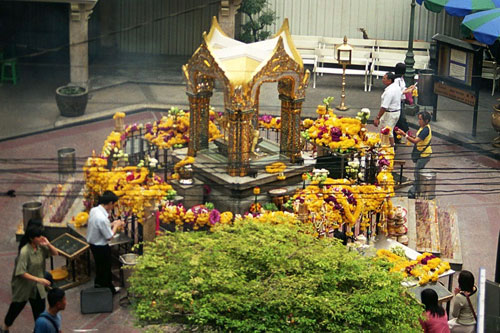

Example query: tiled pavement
[0,55,498,331]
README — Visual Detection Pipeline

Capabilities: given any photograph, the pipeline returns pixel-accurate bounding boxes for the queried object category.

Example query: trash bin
[119,253,138,289]
[22,201,43,230]
[417,169,436,199]
[58,147,76,174]
[417,69,435,107]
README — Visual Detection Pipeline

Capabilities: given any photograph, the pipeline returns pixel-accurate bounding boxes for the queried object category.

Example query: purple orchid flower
[209,209,221,225]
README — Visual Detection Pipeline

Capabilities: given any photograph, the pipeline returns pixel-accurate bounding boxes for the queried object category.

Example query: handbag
[404,91,414,105]
[463,293,477,322]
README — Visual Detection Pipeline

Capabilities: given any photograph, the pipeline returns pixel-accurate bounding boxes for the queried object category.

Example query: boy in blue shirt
[34,288,66,333]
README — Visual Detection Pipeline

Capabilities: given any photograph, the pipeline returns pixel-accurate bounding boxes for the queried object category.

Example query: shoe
[408,190,416,199]
[113,287,122,295]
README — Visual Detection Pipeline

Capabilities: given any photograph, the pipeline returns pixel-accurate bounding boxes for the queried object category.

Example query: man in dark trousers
[86,191,124,295]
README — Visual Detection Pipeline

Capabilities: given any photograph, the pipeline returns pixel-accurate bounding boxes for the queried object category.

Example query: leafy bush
[58,86,85,95]
[238,0,277,43]
[129,221,423,332]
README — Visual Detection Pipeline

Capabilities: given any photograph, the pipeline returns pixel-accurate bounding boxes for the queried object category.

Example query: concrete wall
[254,0,461,42]
[112,0,219,55]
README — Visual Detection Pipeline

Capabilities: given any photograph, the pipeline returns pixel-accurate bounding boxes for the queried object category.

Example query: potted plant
[55,84,88,117]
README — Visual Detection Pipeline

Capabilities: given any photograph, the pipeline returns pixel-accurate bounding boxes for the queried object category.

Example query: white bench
[291,35,321,67]
[313,46,371,91]
[367,40,431,91]
[482,60,500,96]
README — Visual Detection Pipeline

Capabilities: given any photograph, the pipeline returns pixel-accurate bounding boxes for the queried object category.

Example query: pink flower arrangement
[380,127,391,135]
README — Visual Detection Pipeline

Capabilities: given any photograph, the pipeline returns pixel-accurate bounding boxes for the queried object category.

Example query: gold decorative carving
[183,17,310,175]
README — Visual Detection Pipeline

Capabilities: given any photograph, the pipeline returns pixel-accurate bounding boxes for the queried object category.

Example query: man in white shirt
[86,191,124,295]
[374,72,401,146]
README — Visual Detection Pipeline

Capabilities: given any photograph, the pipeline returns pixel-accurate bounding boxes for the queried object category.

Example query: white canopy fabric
[203,17,303,85]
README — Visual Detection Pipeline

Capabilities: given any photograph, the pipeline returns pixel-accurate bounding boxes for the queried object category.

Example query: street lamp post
[404,0,416,86]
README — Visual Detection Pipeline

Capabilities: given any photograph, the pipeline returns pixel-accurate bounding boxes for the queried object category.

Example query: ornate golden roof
[183,16,309,110]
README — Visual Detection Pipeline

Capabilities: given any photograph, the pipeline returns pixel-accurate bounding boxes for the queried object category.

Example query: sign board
[51,233,89,259]
[433,34,482,90]
[432,34,484,136]
[434,82,476,106]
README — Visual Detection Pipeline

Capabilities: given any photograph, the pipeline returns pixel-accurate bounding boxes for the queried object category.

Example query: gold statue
[250,123,263,157]
[214,111,230,142]
[250,128,261,156]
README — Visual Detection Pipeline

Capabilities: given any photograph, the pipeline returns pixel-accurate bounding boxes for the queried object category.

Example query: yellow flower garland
[113,112,126,119]
[376,249,451,285]
[265,162,286,174]
[305,109,381,151]
[83,158,174,223]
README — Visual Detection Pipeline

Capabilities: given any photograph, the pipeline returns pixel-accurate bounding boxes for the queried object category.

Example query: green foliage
[391,246,407,258]
[58,86,85,95]
[129,221,423,332]
[262,202,278,211]
[323,96,335,110]
[238,0,277,43]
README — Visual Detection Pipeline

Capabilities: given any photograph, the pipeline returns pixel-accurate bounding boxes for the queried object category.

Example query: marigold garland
[159,202,233,232]
[265,162,286,174]
[83,159,174,223]
[122,109,222,150]
[376,249,451,285]
[171,156,195,180]
[290,180,389,232]
[258,115,281,129]
[113,112,126,119]
[304,106,382,152]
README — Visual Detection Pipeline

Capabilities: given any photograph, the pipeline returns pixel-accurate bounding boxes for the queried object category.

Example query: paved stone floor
[0,55,499,331]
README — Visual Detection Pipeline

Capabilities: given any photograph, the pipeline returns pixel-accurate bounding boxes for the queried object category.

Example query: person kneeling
[420,288,449,333]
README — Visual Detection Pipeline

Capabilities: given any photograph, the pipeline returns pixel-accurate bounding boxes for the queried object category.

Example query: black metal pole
[496,230,500,284]
[404,0,417,86]
[472,93,479,137]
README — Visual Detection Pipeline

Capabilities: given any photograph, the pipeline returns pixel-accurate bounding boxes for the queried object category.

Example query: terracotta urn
[492,100,500,148]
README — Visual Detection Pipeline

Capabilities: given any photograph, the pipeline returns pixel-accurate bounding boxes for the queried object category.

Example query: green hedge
[129,221,423,332]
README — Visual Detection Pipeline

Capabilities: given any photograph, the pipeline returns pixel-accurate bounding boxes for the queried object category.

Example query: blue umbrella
[417,0,500,16]
[462,8,500,44]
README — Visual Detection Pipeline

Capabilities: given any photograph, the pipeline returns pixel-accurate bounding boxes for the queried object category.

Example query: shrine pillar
[69,2,96,87]
[226,108,254,176]
[187,90,212,156]
[218,0,242,38]
[279,94,304,163]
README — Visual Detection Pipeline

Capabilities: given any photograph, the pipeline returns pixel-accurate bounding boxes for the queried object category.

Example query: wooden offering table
[408,282,454,304]
[375,235,456,313]
[68,224,133,286]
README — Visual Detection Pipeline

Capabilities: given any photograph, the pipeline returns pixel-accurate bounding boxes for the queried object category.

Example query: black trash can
[417,69,435,107]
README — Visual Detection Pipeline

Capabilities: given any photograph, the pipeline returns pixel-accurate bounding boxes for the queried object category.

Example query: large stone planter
[55,85,88,117]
